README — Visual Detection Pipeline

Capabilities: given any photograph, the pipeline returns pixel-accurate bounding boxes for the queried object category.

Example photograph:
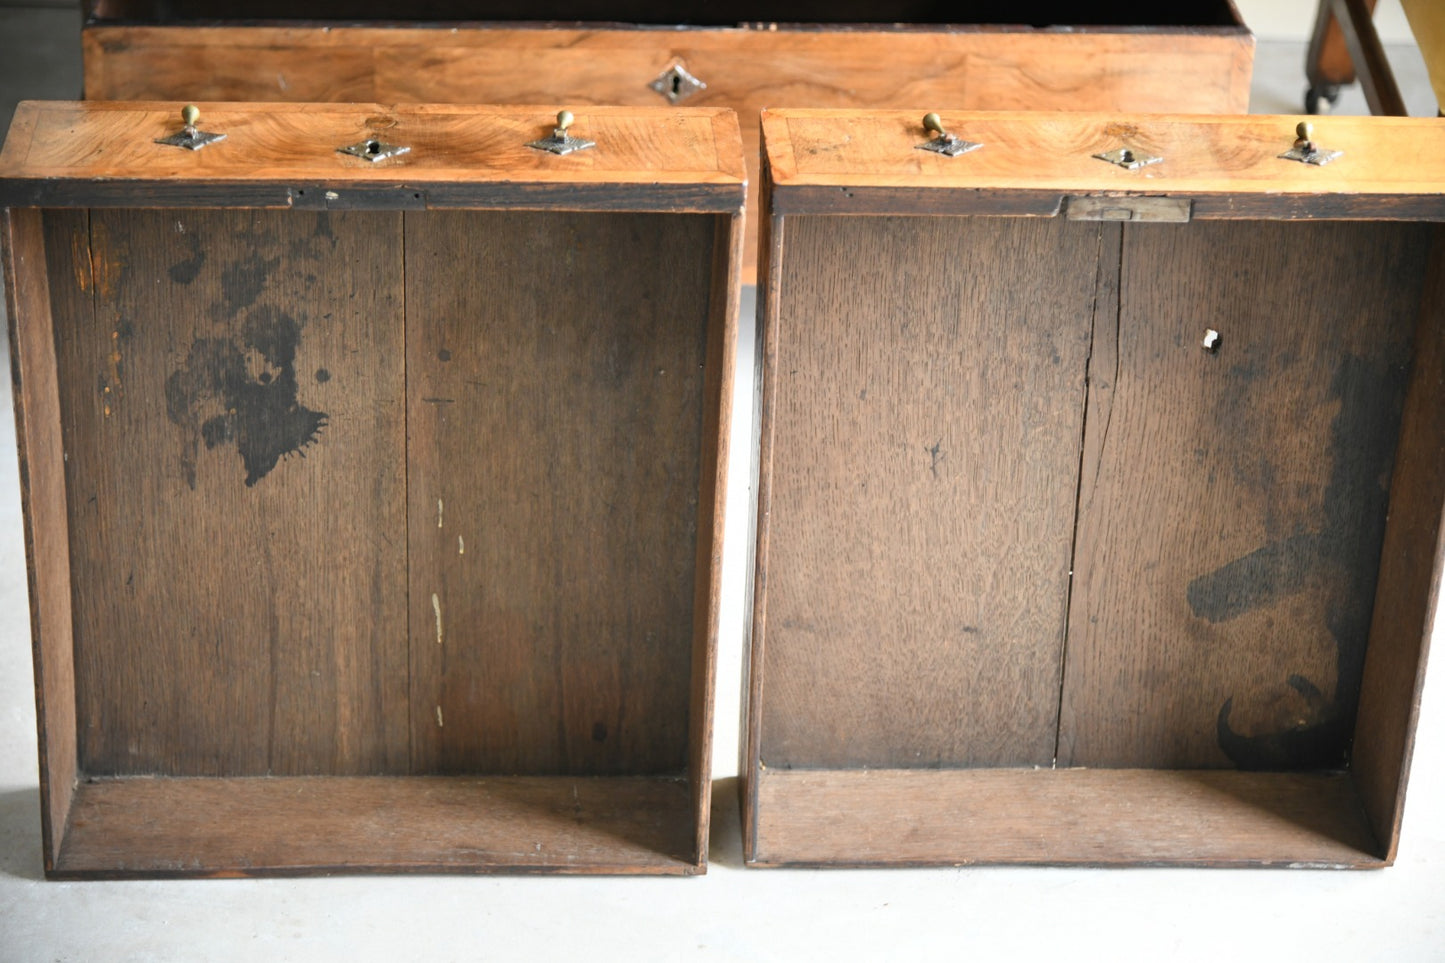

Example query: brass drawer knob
[155,104,226,151]
[528,110,596,156]
[916,112,981,158]
[1280,121,1342,166]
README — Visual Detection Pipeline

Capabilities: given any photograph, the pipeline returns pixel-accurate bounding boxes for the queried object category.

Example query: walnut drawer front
[79,9,1255,281]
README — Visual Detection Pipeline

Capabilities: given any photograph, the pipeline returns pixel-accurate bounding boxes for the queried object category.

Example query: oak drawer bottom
[54,775,699,878]
[750,768,1381,869]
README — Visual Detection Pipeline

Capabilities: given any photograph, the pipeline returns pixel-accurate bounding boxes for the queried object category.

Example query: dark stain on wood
[219,252,280,317]
[1188,532,1319,623]
[1060,219,1428,770]
[1199,352,1407,769]
[165,306,328,488]
[166,231,204,284]
[1188,355,1402,626]
[58,208,409,779]
[1218,674,1349,771]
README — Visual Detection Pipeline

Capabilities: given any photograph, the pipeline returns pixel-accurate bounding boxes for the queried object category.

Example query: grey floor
[0,6,1443,961]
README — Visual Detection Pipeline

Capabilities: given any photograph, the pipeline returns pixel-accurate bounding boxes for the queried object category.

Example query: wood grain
[79,22,1253,280]
[751,768,1381,867]
[0,102,746,211]
[5,209,79,872]
[686,212,743,861]
[756,214,1097,770]
[762,110,1445,205]
[1351,226,1445,860]
[80,25,1252,116]
[1059,220,1430,769]
[405,210,714,777]
[59,209,409,777]
[56,775,697,877]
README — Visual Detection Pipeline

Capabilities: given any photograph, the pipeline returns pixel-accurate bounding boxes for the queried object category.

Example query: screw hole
[366,140,382,154]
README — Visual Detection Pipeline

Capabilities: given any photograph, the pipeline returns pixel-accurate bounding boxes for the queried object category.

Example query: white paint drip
[437,498,444,528]
[436,705,444,727]
[432,593,443,645]
[458,535,465,555]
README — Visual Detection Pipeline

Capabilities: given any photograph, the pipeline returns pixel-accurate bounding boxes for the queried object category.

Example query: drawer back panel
[759,213,1099,770]
[49,207,714,779]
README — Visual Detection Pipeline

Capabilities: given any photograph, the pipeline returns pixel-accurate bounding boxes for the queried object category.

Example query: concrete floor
[0,5,1442,961]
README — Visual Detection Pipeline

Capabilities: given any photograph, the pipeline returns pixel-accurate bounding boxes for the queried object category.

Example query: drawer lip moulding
[0,100,745,878]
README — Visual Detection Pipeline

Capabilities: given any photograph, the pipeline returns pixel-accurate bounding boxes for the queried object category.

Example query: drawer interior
[22,205,728,875]
[83,0,1245,29]
[749,213,1445,866]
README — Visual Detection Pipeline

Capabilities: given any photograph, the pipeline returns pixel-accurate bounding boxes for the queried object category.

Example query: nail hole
[1202,329,1221,353]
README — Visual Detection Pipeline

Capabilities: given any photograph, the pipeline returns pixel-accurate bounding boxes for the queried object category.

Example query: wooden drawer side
[1352,228,1445,861]
[4,209,79,873]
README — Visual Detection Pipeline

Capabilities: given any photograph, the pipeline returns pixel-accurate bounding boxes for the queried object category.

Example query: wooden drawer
[78,4,1255,282]
[0,101,744,878]
[744,109,1445,867]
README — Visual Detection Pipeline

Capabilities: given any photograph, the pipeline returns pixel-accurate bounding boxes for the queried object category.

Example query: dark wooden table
[1305,0,1441,115]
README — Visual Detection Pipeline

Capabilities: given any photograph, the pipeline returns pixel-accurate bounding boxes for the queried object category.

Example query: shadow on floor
[0,786,44,880]
[708,776,744,869]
